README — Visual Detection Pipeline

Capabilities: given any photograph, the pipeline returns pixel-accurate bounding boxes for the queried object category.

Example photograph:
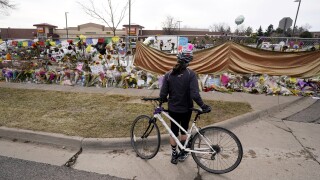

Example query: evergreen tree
[275,28,284,35]
[257,26,263,36]
[245,26,253,36]
[264,24,274,36]
[300,31,313,38]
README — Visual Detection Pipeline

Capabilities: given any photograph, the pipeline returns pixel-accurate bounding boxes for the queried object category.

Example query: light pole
[128,0,131,49]
[292,0,301,36]
[177,20,182,32]
[6,27,9,53]
[65,12,69,39]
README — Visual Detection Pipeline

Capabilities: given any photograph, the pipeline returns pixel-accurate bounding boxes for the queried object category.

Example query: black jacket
[160,68,205,113]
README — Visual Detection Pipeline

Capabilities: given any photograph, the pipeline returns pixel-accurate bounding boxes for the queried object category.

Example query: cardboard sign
[90,65,104,75]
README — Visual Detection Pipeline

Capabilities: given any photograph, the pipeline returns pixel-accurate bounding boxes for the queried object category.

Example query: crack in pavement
[265,116,292,133]
[281,120,320,166]
[267,121,292,133]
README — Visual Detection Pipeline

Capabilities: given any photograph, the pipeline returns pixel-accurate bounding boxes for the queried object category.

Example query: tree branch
[0,0,15,9]
[78,0,128,36]
[78,0,112,28]
[0,0,16,15]
[115,1,129,31]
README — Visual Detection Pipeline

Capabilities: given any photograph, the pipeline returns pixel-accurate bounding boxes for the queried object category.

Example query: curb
[0,126,83,149]
[0,97,312,150]
[214,96,309,129]
[82,137,131,150]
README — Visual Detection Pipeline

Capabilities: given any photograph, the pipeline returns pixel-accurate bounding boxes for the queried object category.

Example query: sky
[0,0,319,32]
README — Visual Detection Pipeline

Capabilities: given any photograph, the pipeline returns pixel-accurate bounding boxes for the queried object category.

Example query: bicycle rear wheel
[191,126,243,174]
[131,115,160,159]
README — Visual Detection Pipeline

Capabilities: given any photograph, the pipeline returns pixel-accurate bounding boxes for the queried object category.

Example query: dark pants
[169,111,192,137]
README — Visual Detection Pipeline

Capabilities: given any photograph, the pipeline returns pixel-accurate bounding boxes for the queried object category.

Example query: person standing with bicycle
[160,49,211,164]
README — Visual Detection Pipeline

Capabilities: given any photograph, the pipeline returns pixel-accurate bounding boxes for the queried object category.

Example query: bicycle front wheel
[131,115,160,159]
[191,126,243,174]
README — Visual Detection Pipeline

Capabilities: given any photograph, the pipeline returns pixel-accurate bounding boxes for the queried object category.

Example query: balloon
[235,15,245,25]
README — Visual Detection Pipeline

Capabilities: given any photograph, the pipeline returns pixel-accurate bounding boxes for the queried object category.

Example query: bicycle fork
[141,118,155,138]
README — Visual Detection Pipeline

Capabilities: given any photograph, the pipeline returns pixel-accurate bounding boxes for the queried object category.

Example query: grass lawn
[0,87,252,138]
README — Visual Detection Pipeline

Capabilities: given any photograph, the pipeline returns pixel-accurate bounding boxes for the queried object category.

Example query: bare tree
[301,23,312,31]
[0,0,16,15]
[209,23,231,33]
[244,26,253,36]
[294,24,312,36]
[162,16,178,35]
[78,0,129,36]
[234,25,247,35]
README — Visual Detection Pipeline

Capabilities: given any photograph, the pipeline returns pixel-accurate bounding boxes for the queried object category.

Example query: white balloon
[235,15,245,25]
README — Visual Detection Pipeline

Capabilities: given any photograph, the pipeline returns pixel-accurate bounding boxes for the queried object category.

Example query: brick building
[1,22,319,40]
[0,22,224,41]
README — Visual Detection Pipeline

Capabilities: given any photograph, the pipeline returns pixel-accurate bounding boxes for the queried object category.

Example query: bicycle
[130,97,243,174]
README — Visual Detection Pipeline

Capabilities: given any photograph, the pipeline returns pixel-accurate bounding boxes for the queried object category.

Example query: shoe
[178,151,189,162]
[171,153,179,165]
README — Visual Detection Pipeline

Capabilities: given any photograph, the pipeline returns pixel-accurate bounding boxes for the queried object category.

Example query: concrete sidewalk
[0,82,316,150]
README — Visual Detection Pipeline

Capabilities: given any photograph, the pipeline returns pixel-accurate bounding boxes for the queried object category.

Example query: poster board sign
[178,37,188,52]
[89,65,104,75]
[179,37,188,46]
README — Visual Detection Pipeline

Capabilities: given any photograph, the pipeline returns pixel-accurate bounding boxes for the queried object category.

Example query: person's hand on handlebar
[201,104,211,113]
[159,97,168,103]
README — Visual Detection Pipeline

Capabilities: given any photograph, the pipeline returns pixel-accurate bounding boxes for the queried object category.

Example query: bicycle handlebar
[190,107,211,114]
[142,97,210,115]
[141,97,162,101]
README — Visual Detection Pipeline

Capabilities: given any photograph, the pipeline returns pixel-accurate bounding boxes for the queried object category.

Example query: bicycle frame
[153,110,216,154]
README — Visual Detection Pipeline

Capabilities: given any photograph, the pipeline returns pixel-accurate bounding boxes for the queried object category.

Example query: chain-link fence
[134,35,320,52]
[1,35,319,56]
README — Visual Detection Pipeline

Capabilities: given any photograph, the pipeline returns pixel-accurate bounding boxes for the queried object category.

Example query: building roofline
[33,23,58,28]
[123,24,144,28]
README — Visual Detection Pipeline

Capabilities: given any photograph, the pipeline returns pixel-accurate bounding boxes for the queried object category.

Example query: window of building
[49,28,54,34]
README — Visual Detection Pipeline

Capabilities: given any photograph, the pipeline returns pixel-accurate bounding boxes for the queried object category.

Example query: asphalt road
[0,155,128,180]
[284,100,320,123]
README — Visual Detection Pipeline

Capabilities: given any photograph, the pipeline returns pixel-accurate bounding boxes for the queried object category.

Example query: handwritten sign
[90,65,104,75]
